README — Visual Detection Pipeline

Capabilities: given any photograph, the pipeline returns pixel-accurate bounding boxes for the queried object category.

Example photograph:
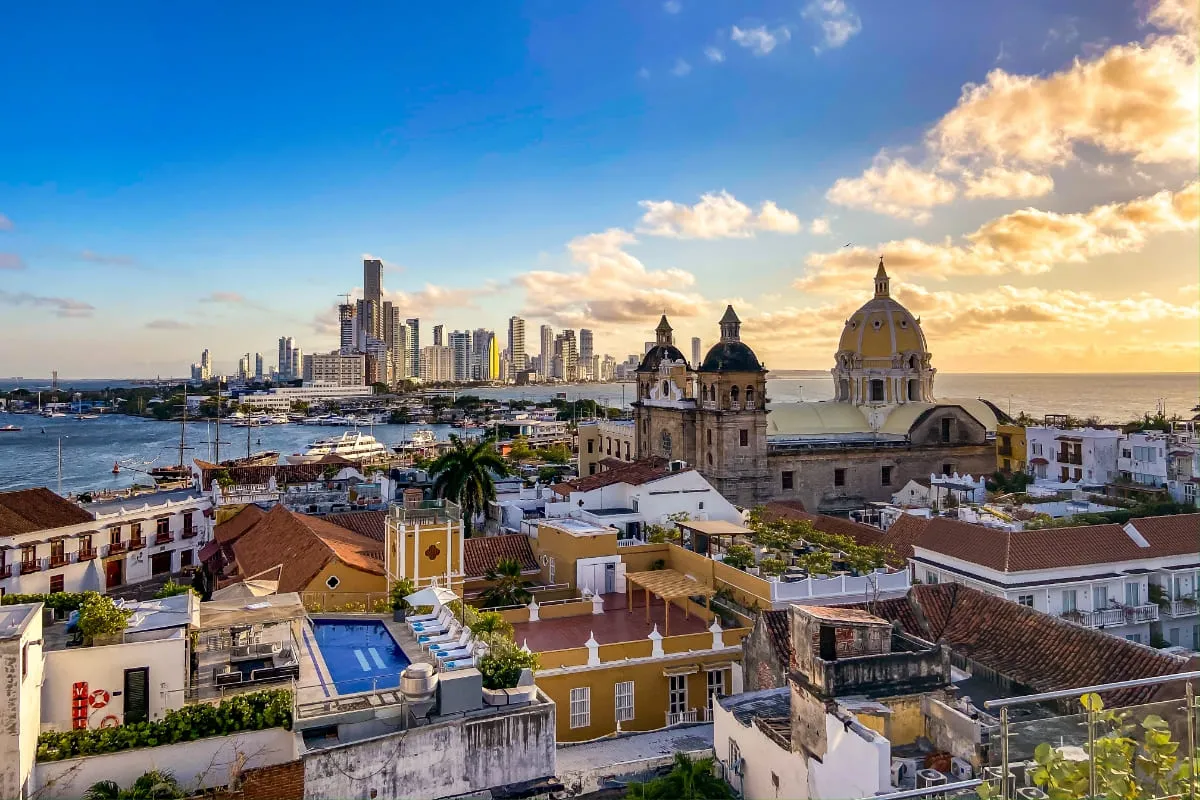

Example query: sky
[0,0,1196,377]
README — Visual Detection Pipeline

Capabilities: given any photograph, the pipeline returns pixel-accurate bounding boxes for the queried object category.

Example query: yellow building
[576,419,637,477]
[996,423,1027,474]
[383,499,466,596]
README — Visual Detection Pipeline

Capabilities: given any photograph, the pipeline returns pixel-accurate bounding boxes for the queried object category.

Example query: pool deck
[299,614,437,703]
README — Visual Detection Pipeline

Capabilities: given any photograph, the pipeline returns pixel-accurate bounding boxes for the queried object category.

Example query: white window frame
[1061,589,1077,613]
[615,681,635,722]
[570,687,590,729]
[669,674,688,716]
[1125,581,1141,607]
[707,669,726,710]
[1017,594,1034,608]
[1092,586,1108,610]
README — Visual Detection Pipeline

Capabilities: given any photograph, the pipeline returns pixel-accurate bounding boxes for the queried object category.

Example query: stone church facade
[632,261,1003,512]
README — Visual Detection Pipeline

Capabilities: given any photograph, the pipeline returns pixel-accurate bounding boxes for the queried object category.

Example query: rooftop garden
[733,508,894,579]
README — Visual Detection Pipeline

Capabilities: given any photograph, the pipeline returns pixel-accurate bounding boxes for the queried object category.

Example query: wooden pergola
[676,519,754,557]
[625,569,717,636]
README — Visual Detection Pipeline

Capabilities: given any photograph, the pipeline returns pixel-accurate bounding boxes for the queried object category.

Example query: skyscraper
[238,353,250,381]
[363,258,383,314]
[291,346,302,380]
[470,328,492,380]
[254,353,264,381]
[579,329,594,380]
[406,318,420,377]
[433,324,444,347]
[338,305,356,355]
[448,330,471,382]
[508,316,526,372]
[488,335,500,381]
[277,337,295,379]
[383,303,406,382]
[200,349,212,381]
[419,345,454,382]
[561,329,578,381]
[691,337,702,367]
[540,325,553,380]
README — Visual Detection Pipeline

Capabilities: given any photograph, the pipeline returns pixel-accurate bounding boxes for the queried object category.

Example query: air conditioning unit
[1015,788,1048,800]
[669,459,687,472]
[983,766,1017,797]
[891,757,922,786]
[949,758,973,781]
[916,769,947,789]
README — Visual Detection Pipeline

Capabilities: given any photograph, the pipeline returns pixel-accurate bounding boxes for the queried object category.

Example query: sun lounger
[417,625,462,647]
[435,641,476,662]
[409,608,451,633]
[428,631,470,652]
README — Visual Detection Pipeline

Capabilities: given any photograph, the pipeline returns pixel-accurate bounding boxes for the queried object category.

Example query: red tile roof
[214,504,266,545]
[325,510,386,543]
[761,609,792,666]
[463,534,539,579]
[553,457,675,496]
[0,488,96,537]
[878,513,933,561]
[909,514,1200,572]
[231,505,384,593]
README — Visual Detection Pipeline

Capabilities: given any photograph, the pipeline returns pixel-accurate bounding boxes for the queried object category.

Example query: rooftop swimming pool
[311,620,411,695]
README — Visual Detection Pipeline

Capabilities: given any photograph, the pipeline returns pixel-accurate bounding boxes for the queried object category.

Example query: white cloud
[637,67,651,79]
[731,25,790,56]
[0,253,25,270]
[962,167,1055,199]
[145,319,191,330]
[0,290,94,318]
[825,156,958,223]
[0,214,12,232]
[200,291,246,304]
[810,217,831,235]
[671,58,692,77]
[801,0,862,52]
[638,191,802,238]
[799,181,1200,290]
[704,46,725,63]
[514,229,710,327]
[663,0,682,13]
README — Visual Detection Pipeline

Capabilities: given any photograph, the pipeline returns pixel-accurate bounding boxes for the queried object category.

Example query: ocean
[1,372,1196,495]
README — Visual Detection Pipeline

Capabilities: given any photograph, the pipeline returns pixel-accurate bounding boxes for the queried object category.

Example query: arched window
[706,429,712,446]
[707,452,713,466]
[730,386,740,406]
[909,354,918,369]
[661,380,670,396]
[745,386,755,407]
[838,378,850,401]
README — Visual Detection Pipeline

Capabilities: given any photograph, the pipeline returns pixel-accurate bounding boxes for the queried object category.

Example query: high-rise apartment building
[448,330,471,382]
[406,318,420,377]
[691,337,702,367]
[238,354,251,381]
[254,353,264,381]
[363,337,389,385]
[508,316,526,372]
[540,325,553,380]
[432,324,444,347]
[291,347,302,381]
[200,349,212,381]
[277,337,296,379]
[338,305,356,355]
[363,258,383,314]
[579,329,594,380]
[307,352,366,386]
[488,335,500,382]
[419,345,454,382]
[470,328,493,381]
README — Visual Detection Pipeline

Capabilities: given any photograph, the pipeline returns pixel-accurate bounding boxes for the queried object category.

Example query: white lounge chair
[409,608,451,633]
[428,630,470,653]
[417,625,463,647]
[406,606,443,625]
[435,641,476,662]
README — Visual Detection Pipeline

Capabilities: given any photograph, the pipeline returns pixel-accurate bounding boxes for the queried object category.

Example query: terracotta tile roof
[231,505,384,593]
[463,534,540,579]
[214,504,267,545]
[0,488,96,537]
[878,513,933,561]
[194,456,358,489]
[871,584,1192,707]
[797,605,890,625]
[761,610,792,665]
[553,457,675,496]
[324,510,386,543]
[910,514,1200,572]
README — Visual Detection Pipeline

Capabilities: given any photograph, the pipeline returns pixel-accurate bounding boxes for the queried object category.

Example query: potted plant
[389,578,415,622]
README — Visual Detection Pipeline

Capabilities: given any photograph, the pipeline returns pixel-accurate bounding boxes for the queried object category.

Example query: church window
[869,380,885,402]
[739,429,749,447]
[782,471,794,490]
[706,430,712,446]
[706,453,713,466]
[908,354,917,369]
[941,463,953,476]
[907,379,920,401]
[881,466,892,486]
[745,386,755,407]
[899,319,908,328]
[661,380,670,396]
[730,386,740,406]
[834,468,846,487]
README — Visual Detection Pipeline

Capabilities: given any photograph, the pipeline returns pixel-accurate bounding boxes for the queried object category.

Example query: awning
[663,664,699,677]
[1030,457,1049,465]
[702,661,733,672]
[676,520,754,537]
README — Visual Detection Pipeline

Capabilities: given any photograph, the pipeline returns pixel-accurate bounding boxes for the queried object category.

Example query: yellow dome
[836,259,929,363]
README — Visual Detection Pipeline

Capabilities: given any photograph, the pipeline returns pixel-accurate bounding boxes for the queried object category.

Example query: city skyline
[0,0,1197,377]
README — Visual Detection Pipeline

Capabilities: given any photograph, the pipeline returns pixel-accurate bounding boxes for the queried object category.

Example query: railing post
[1086,698,1097,799]
[1188,680,1197,800]
[999,705,1010,800]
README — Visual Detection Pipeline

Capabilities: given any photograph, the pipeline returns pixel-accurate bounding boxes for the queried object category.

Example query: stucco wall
[0,608,43,800]
[33,728,296,800]
[302,701,555,800]
[41,633,187,729]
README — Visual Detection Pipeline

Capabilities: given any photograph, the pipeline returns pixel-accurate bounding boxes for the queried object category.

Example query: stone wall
[742,619,786,692]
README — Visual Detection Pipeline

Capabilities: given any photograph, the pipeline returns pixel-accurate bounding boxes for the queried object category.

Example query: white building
[420,344,454,383]
[1026,425,1120,485]
[236,382,373,412]
[907,513,1200,648]
[890,472,986,508]
[0,488,213,597]
[1166,423,1199,507]
[0,603,42,799]
[1118,431,1170,489]
[303,351,366,387]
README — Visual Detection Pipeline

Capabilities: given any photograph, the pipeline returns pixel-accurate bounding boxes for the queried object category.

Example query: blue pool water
[311,620,411,695]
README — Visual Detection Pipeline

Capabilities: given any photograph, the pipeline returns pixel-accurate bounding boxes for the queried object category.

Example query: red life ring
[89,689,110,708]
[99,715,120,728]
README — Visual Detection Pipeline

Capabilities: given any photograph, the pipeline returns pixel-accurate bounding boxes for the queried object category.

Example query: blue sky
[0,0,1196,376]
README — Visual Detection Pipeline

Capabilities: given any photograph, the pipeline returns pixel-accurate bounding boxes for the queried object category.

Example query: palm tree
[626,753,733,800]
[480,557,533,608]
[429,435,508,537]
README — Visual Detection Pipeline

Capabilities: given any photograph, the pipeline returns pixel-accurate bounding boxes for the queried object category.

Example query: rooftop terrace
[511,593,709,651]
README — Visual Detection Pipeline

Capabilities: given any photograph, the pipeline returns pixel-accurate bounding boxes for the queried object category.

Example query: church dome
[699,305,763,372]
[836,258,929,363]
[637,314,690,371]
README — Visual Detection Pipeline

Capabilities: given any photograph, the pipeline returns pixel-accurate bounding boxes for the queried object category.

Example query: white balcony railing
[1126,603,1160,623]
[1066,604,1160,628]
[666,710,698,726]
[1165,598,1199,619]
[616,538,647,548]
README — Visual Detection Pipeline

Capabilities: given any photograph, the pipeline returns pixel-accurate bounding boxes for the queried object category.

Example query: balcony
[1063,604,1159,628]
[77,547,97,561]
[154,532,174,545]
[48,554,69,569]
[1056,452,1083,466]
[128,538,146,551]
[104,541,127,556]
[21,559,43,575]
[1164,597,1199,618]
[181,526,197,539]
[666,710,698,726]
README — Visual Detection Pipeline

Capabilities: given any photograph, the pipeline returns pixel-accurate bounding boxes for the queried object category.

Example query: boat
[0,424,21,432]
[305,431,389,461]
[75,413,100,420]
[395,429,438,452]
[112,462,120,474]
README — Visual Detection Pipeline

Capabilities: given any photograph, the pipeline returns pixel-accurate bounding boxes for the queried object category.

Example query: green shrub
[722,545,756,571]
[477,639,539,690]
[1,591,93,613]
[153,581,192,600]
[759,557,787,577]
[389,578,415,612]
[37,690,292,762]
[77,594,134,640]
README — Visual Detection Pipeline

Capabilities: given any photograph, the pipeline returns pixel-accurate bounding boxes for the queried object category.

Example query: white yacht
[305,431,388,461]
